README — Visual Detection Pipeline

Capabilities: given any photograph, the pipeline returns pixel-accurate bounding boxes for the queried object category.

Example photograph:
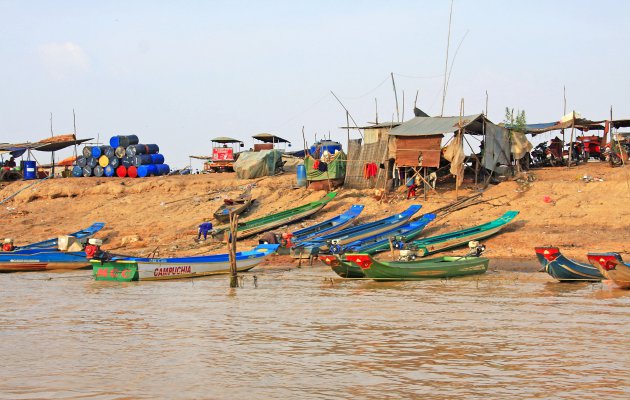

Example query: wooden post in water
[228,211,239,288]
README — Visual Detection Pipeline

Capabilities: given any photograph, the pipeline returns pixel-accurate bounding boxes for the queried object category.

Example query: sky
[1,0,629,168]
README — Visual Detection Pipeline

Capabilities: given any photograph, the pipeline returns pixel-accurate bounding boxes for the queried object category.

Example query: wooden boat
[92,244,279,281]
[534,247,603,282]
[0,249,92,272]
[9,222,105,252]
[291,205,364,242]
[213,192,337,239]
[586,252,630,289]
[407,211,519,256]
[332,213,436,255]
[291,204,422,259]
[320,254,365,278]
[344,253,489,281]
[213,188,253,223]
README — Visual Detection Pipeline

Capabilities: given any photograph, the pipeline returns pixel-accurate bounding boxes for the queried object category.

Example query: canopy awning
[390,114,489,137]
[0,135,92,153]
[252,133,290,143]
[210,136,243,144]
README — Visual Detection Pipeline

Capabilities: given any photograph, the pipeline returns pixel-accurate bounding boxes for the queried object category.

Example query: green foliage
[504,107,527,132]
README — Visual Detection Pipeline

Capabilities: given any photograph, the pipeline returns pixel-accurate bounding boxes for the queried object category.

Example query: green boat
[409,210,519,256]
[344,253,489,281]
[213,192,337,239]
[320,254,365,278]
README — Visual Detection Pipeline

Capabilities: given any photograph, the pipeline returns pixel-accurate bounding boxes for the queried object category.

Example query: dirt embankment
[1,162,629,262]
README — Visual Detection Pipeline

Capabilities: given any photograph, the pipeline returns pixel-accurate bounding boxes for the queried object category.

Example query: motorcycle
[604,141,630,167]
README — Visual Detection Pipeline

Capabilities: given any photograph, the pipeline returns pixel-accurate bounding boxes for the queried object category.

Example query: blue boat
[11,222,105,251]
[291,205,422,259]
[535,247,603,282]
[0,249,92,272]
[331,213,436,254]
[291,205,364,242]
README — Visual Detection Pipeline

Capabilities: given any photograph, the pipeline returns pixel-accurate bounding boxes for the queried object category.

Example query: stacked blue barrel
[72,134,170,178]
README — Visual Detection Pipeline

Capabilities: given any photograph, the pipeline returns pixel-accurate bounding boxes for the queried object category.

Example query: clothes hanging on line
[363,163,378,179]
[317,161,328,172]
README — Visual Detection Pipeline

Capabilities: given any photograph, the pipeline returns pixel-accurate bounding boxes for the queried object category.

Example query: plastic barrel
[98,155,109,167]
[132,154,152,166]
[76,155,87,168]
[109,157,120,168]
[86,157,98,168]
[115,146,126,158]
[82,166,92,177]
[126,144,160,156]
[104,165,115,177]
[72,166,83,177]
[150,153,164,164]
[121,156,133,167]
[137,164,158,177]
[91,146,102,158]
[21,160,36,180]
[102,146,115,158]
[127,165,138,178]
[155,164,170,176]
[296,164,307,187]
[93,165,104,177]
[110,135,139,148]
[116,165,127,177]
[82,146,93,158]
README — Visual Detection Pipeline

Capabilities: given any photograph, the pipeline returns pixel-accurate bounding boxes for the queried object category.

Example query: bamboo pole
[391,72,400,122]
[330,91,363,140]
[567,111,575,167]
[228,211,239,288]
[440,0,454,117]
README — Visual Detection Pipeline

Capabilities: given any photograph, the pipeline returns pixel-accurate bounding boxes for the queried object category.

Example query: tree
[504,107,527,132]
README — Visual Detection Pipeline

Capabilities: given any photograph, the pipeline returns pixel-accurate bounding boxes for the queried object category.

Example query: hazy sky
[1,0,629,167]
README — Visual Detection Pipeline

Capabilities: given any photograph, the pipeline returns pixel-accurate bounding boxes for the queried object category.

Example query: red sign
[212,148,234,161]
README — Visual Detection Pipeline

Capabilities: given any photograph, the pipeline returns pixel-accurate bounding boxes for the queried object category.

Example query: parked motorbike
[604,141,630,167]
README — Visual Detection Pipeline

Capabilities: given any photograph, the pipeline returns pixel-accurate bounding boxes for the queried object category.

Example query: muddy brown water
[1,262,629,399]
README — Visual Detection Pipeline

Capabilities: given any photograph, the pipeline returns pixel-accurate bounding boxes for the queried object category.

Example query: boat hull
[92,244,279,281]
[410,211,519,256]
[321,255,365,278]
[0,251,90,272]
[346,254,489,281]
[587,253,630,289]
[534,247,603,282]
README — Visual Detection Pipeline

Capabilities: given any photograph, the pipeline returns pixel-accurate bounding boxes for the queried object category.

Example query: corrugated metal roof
[390,114,486,136]
[252,133,291,143]
[339,122,401,130]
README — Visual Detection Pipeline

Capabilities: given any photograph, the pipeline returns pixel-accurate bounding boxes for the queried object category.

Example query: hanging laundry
[313,160,320,170]
[317,161,328,172]
[363,162,377,179]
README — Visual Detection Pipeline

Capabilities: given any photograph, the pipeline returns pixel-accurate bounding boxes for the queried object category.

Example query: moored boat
[586,252,630,289]
[0,250,92,272]
[291,204,365,242]
[7,222,105,252]
[91,244,279,281]
[534,247,603,282]
[212,192,337,239]
[213,188,253,223]
[291,204,422,259]
[407,211,519,256]
[344,253,489,281]
[320,254,365,278]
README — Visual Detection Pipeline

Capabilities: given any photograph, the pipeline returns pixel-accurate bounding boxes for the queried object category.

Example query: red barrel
[127,165,138,178]
[116,165,127,177]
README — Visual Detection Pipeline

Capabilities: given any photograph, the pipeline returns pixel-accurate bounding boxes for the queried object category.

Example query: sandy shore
[1,162,629,265]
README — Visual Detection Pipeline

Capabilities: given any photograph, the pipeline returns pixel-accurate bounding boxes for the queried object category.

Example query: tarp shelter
[234,150,282,179]
[0,135,91,156]
[303,151,347,183]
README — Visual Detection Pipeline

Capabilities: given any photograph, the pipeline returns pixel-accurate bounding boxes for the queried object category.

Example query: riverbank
[1,162,629,262]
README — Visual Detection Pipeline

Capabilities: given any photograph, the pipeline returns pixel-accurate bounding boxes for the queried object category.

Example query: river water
[1,264,629,399]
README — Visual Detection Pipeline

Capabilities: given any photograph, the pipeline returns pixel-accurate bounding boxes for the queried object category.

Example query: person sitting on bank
[4,157,16,168]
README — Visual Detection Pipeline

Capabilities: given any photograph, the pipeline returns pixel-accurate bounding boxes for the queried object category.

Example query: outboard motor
[329,239,342,255]
[85,238,103,259]
[468,240,486,257]
[2,238,14,252]
[392,235,406,249]
[398,249,418,262]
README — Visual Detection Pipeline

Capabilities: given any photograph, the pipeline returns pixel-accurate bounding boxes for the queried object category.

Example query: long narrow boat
[213,192,337,239]
[331,213,436,255]
[407,211,519,256]
[586,252,630,289]
[9,222,105,251]
[291,204,422,259]
[291,205,365,242]
[320,254,365,278]
[91,244,279,281]
[213,188,253,223]
[534,247,603,282]
[0,249,92,272]
[344,253,489,281]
